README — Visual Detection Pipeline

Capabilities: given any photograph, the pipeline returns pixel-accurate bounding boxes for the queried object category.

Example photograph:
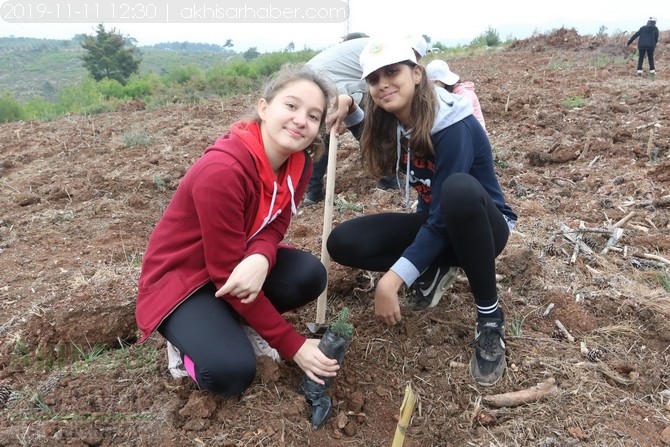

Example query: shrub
[123,74,159,98]
[96,78,126,99]
[0,91,23,122]
[55,77,102,114]
[164,64,203,85]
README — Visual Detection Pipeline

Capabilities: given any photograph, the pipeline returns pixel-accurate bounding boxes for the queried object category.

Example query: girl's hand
[374,271,404,326]
[292,339,339,384]
[325,94,356,134]
[215,254,269,304]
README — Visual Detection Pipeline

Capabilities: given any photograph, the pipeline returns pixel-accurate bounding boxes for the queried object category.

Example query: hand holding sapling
[298,307,354,429]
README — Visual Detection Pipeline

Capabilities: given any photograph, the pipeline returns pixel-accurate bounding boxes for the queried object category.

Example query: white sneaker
[166,341,190,379]
[242,325,281,362]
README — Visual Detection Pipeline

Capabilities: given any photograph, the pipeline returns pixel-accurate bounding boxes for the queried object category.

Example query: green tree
[243,47,260,61]
[223,39,234,48]
[80,24,142,85]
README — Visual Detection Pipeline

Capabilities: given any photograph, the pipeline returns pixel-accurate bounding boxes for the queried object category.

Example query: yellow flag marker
[391,382,417,447]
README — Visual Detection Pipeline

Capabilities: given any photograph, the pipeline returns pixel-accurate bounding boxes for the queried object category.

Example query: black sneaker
[303,189,324,206]
[376,175,400,190]
[409,265,458,311]
[470,315,506,386]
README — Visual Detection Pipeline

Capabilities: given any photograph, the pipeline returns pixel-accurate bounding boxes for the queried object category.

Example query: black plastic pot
[298,326,353,429]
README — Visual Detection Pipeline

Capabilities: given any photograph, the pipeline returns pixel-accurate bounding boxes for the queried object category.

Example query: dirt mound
[1,31,669,446]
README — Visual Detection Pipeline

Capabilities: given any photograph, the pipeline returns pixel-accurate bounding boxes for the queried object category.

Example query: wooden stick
[558,222,595,256]
[554,319,575,342]
[542,303,555,317]
[483,378,559,408]
[392,382,417,447]
[641,253,670,267]
[315,130,338,325]
[612,211,635,229]
[570,221,585,264]
[601,227,624,255]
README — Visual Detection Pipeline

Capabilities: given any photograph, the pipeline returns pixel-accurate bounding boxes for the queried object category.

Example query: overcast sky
[0,0,666,51]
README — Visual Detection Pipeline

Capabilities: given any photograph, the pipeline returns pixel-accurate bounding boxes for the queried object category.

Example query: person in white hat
[426,59,487,134]
[327,38,518,387]
[303,33,431,204]
[626,17,659,76]
[404,33,429,60]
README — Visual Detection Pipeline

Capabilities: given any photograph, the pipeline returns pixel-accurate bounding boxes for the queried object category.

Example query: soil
[1,28,670,446]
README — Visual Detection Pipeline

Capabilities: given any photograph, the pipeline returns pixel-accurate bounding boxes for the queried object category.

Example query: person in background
[626,17,659,77]
[303,33,430,204]
[426,59,487,134]
[135,64,341,397]
[326,38,517,387]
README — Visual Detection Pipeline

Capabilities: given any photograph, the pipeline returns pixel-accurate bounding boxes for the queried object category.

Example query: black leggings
[637,48,655,71]
[158,247,326,397]
[327,173,510,304]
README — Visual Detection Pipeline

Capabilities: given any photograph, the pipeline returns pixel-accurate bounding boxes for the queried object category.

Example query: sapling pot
[298,307,353,429]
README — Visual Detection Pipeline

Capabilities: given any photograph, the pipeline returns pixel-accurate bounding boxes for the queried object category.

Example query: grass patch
[562,95,586,109]
[123,129,154,147]
[335,195,364,213]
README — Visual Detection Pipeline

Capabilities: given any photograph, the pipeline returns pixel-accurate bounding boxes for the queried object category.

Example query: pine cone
[582,236,599,249]
[0,384,12,406]
[586,349,603,362]
[551,329,566,340]
[544,243,558,256]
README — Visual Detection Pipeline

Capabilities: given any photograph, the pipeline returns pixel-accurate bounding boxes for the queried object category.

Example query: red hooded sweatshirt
[136,121,311,360]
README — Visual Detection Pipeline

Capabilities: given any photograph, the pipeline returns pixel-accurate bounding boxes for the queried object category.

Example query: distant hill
[0,37,238,102]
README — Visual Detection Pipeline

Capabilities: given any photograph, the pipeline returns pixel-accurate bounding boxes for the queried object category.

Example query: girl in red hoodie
[136,65,340,396]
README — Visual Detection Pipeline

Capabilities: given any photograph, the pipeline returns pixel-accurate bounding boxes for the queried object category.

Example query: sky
[0,0,666,52]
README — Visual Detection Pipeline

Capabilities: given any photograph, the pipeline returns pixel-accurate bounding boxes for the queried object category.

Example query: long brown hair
[253,63,337,160]
[360,63,437,177]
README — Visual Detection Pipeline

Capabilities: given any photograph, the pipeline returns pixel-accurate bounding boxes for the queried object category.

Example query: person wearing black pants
[158,248,327,396]
[627,17,659,76]
[327,173,510,299]
[136,65,342,398]
[327,38,517,387]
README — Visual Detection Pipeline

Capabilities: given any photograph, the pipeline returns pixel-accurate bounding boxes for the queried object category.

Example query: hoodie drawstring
[287,175,297,215]
[396,125,412,209]
[247,181,281,242]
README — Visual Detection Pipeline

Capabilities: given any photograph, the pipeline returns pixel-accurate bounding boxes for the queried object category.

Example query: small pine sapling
[298,307,354,429]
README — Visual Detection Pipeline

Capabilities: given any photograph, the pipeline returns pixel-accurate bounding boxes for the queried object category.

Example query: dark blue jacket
[627,25,659,49]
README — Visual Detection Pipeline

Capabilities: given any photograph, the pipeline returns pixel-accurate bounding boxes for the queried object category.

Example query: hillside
[0,28,669,446]
[0,37,239,102]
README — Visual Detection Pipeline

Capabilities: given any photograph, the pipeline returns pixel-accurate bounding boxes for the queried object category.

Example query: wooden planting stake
[392,382,416,447]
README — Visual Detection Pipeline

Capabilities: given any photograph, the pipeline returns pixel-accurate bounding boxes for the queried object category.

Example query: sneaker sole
[425,267,459,308]
[469,356,505,387]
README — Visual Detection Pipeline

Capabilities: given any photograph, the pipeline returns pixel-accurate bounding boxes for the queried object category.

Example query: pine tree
[80,24,142,85]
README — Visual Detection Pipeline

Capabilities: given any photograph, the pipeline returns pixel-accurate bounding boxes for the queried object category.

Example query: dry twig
[641,253,670,267]
[483,378,560,408]
[554,319,575,342]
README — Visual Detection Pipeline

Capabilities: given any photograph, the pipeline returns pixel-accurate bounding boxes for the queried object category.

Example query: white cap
[359,38,417,79]
[426,59,460,86]
[649,16,657,21]
[404,34,428,58]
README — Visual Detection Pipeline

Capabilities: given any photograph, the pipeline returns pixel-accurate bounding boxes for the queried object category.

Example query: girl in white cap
[426,59,487,133]
[326,38,517,387]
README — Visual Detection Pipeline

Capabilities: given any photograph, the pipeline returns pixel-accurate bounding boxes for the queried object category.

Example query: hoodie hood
[394,86,474,207]
[205,121,305,241]
[431,86,474,134]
